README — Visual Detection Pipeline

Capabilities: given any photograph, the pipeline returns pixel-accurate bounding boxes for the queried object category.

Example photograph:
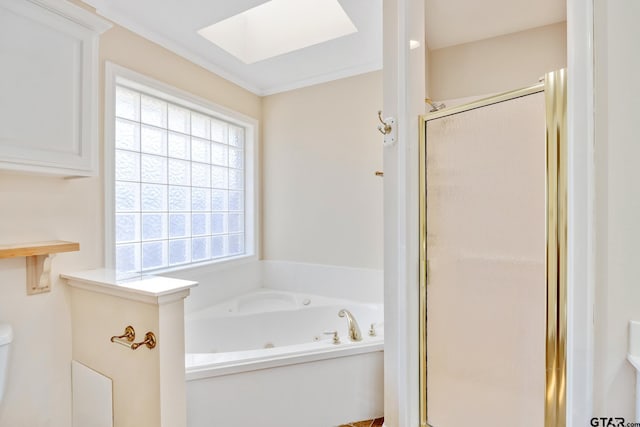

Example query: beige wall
[0,12,260,427]
[428,22,567,101]
[593,0,640,418]
[262,71,383,269]
[0,175,99,427]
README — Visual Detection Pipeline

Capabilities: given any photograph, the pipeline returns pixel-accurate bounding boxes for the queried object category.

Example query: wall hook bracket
[377,110,397,146]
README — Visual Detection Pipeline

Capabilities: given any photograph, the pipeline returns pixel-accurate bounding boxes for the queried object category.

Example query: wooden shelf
[0,240,80,295]
[0,240,80,259]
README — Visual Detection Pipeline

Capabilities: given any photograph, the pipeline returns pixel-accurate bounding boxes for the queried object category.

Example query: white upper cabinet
[0,0,111,176]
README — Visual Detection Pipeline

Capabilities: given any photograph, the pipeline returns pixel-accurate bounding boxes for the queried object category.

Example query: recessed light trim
[198,0,358,64]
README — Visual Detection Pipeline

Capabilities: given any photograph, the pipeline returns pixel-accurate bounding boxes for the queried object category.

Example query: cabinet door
[0,0,109,176]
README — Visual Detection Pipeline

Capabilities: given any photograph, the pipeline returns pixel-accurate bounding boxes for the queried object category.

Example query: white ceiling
[425,0,566,50]
[83,0,565,96]
[84,0,382,96]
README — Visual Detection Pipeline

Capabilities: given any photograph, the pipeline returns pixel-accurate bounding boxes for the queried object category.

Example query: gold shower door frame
[418,69,567,427]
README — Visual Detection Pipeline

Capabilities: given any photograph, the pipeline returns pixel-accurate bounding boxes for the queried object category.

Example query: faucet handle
[323,330,341,344]
[369,323,377,336]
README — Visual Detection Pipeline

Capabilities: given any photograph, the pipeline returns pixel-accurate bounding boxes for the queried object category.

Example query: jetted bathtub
[184,289,384,427]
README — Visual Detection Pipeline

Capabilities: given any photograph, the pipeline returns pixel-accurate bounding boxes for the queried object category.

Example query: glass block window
[114,85,247,273]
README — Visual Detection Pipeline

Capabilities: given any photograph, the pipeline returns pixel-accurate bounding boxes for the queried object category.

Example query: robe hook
[377,110,392,135]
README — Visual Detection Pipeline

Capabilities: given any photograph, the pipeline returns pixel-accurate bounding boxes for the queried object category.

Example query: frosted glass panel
[228,213,243,233]
[191,163,210,187]
[425,93,546,427]
[192,188,211,211]
[114,84,248,273]
[115,150,140,181]
[191,113,210,139]
[115,244,140,273]
[115,214,139,243]
[211,166,228,189]
[168,159,191,186]
[168,132,190,159]
[192,237,210,260]
[211,119,227,143]
[115,119,140,151]
[169,239,190,265]
[169,213,190,238]
[141,155,167,184]
[211,143,228,166]
[228,191,244,211]
[228,126,244,148]
[192,138,211,163]
[141,125,167,156]
[212,190,228,211]
[211,235,226,258]
[192,213,211,236]
[115,87,140,121]
[141,184,167,212]
[211,213,227,234]
[228,169,243,190]
[142,241,167,270]
[168,104,189,133]
[142,213,167,240]
[168,186,190,211]
[115,181,140,212]
[140,95,166,128]
[228,234,244,255]
[229,148,244,169]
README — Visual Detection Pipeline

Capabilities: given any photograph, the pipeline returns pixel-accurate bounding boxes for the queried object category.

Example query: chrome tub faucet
[338,309,362,342]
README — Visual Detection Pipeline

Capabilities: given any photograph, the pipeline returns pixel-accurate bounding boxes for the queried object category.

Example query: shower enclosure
[419,70,567,427]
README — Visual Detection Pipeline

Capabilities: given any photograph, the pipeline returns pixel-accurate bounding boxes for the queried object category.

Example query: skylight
[198,0,358,64]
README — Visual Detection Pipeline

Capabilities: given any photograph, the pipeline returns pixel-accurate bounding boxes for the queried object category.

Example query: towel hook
[377,110,392,135]
[376,110,397,146]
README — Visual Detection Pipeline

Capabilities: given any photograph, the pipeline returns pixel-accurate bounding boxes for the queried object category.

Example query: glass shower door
[424,91,547,427]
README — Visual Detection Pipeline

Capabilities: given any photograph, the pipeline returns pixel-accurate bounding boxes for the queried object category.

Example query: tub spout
[338,309,362,342]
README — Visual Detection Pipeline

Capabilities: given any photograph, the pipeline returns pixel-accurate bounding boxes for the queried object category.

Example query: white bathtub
[184,289,384,427]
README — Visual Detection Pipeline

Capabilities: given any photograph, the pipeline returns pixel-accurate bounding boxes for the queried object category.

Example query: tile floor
[338,417,384,427]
